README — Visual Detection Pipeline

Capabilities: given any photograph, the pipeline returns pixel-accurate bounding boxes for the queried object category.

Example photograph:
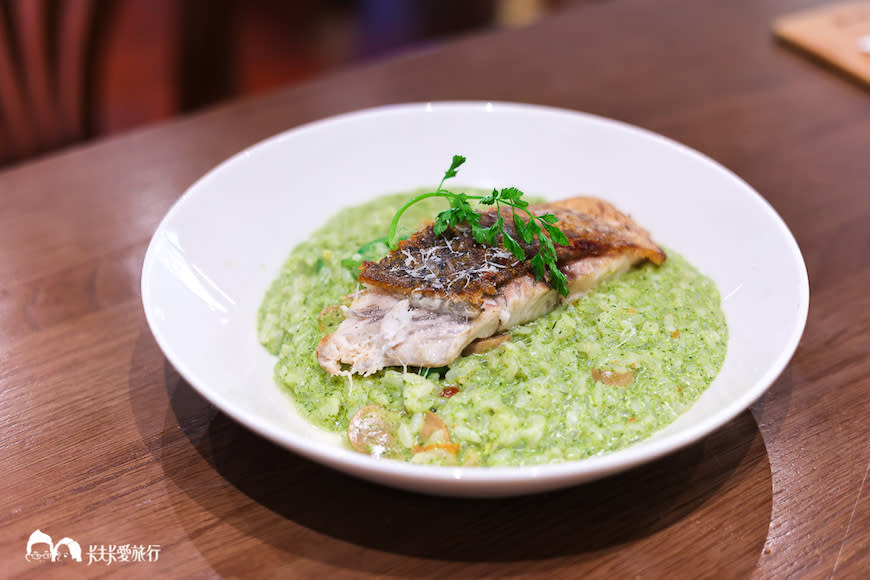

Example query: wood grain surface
[2,0,869,577]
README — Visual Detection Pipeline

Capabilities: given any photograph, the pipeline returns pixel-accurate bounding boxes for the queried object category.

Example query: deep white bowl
[141,102,808,497]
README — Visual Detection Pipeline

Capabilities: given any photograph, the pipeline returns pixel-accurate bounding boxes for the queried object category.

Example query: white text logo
[26,529,161,565]
[86,544,161,565]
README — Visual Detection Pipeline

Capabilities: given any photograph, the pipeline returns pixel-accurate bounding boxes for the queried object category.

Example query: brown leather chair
[0,0,499,168]
[0,0,240,168]
[0,0,113,166]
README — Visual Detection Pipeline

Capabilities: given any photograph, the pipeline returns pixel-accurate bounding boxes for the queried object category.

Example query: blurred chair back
[0,0,109,166]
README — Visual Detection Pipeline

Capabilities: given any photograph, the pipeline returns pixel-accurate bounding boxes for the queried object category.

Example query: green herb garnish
[385,155,571,296]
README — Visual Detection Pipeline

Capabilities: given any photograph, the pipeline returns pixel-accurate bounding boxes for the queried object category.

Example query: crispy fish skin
[544,197,665,265]
[317,196,665,376]
[358,197,664,312]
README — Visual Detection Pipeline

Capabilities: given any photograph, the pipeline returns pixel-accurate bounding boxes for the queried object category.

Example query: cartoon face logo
[26,530,82,562]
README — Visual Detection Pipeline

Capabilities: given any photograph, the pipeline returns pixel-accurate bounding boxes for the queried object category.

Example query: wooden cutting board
[773,1,870,88]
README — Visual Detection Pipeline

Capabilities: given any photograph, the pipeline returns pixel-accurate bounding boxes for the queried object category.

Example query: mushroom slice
[347,405,400,457]
[591,368,635,387]
[412,412,459,458]
[462,333,512,356]
[419,411,451,445]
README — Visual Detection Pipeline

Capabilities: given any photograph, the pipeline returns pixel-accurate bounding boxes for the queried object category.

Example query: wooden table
[2,0,868,577]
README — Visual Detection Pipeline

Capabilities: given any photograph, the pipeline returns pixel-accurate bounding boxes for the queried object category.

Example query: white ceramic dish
[141,102,808,497]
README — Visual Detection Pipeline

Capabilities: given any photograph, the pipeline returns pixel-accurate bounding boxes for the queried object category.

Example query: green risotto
[257,193,727,467]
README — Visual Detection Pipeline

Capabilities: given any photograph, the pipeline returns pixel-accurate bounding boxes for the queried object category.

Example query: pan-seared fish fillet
[317,197,665,376]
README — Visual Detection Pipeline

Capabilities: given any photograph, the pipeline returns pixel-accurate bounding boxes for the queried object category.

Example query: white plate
[141,102,808,497]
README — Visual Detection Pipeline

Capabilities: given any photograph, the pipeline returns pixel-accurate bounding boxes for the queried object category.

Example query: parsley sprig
[386,155,571,296]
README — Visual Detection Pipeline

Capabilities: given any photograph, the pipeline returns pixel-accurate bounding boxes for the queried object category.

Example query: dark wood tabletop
[2,0,869,577]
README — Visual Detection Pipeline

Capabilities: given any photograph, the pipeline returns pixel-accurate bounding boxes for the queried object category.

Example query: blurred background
[0,0,579,168]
